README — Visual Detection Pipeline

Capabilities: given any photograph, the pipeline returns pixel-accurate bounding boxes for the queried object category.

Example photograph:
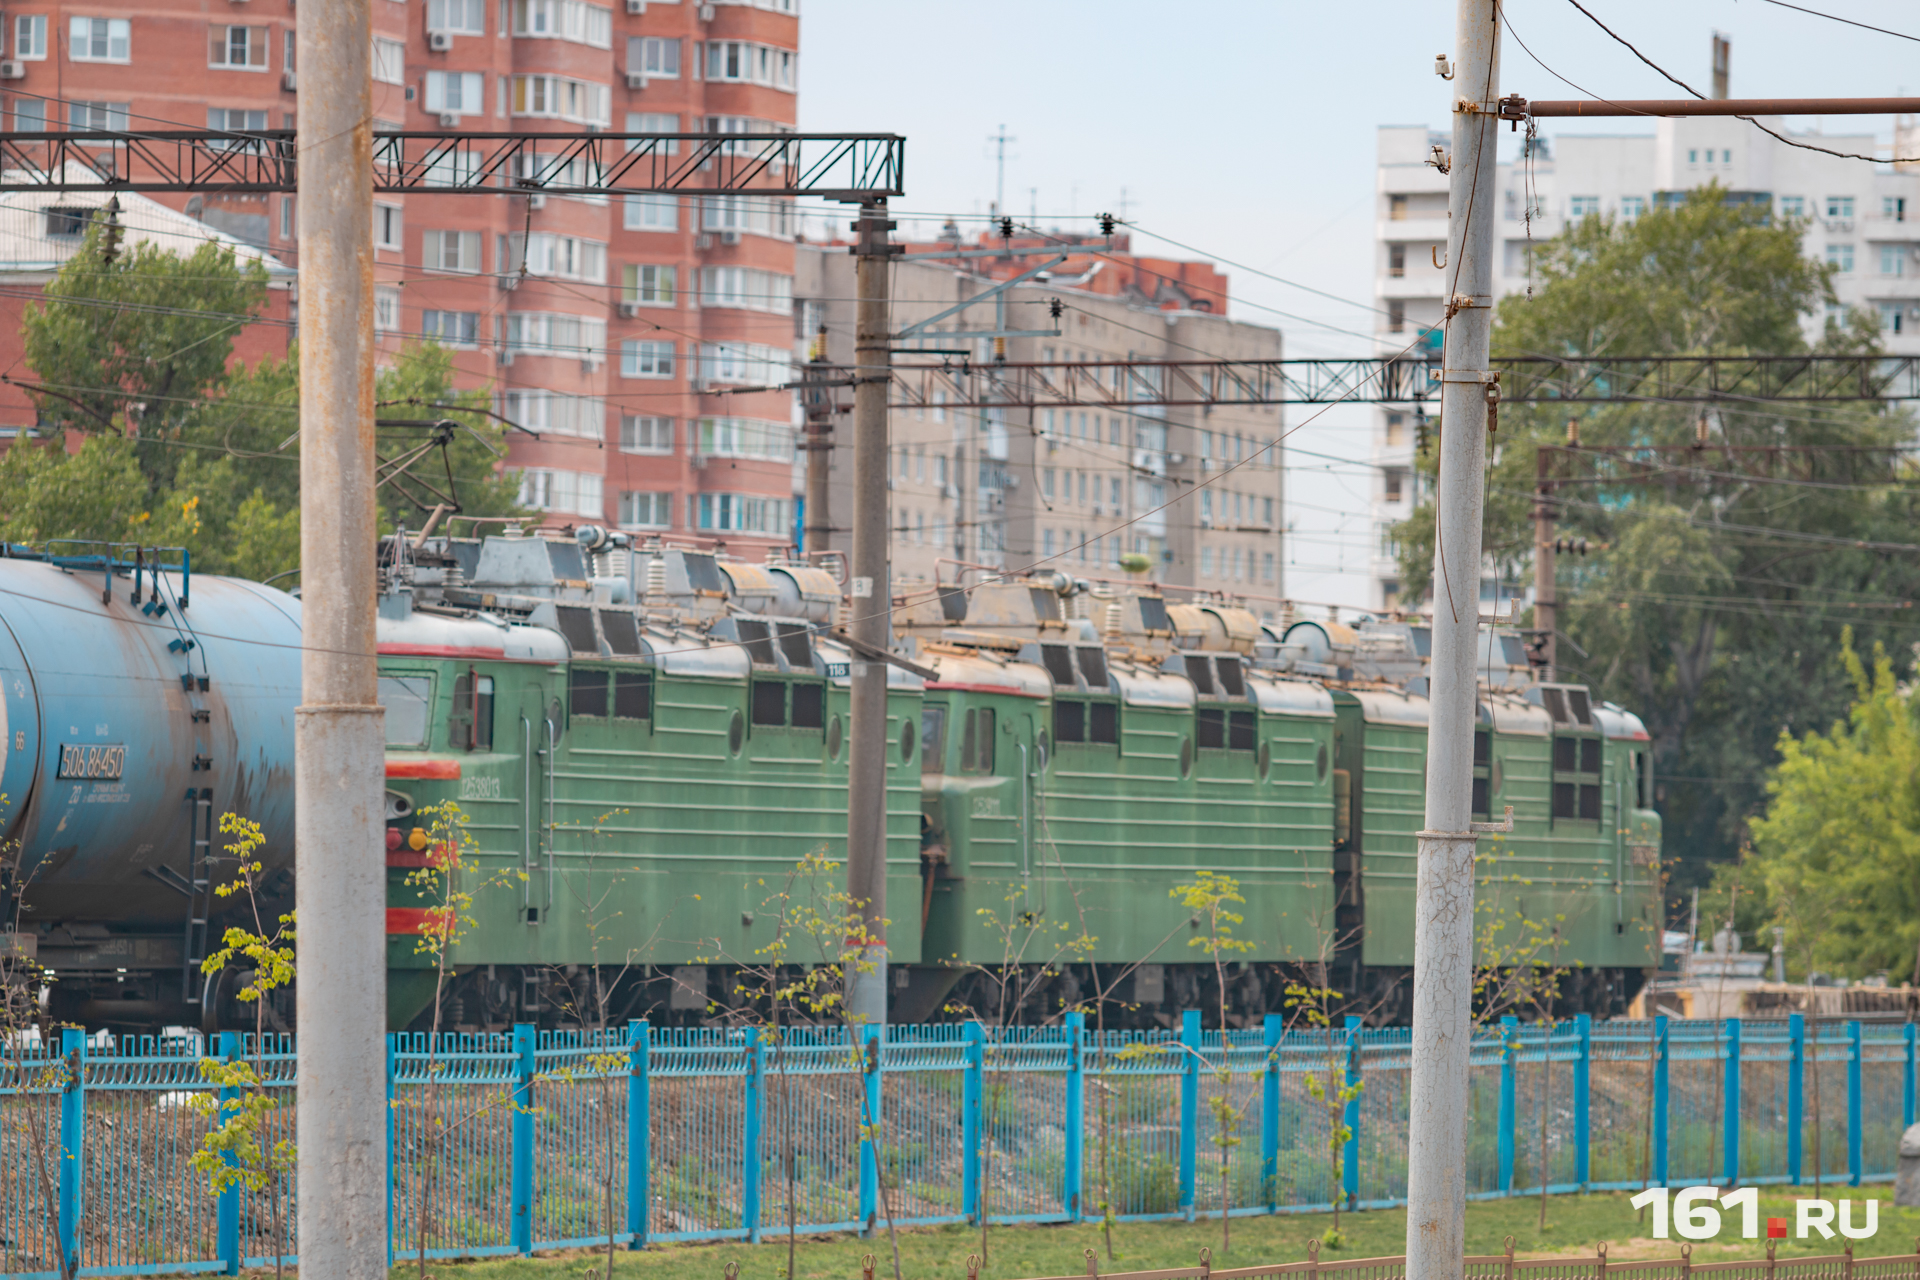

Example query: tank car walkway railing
[3,1013,1918,1277]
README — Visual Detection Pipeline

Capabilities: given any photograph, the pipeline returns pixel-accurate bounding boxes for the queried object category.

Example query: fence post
[1064,1010,1084,1221]
[1724,1019,1742,1187]
[58,1025,84,1271]
[1905,1022,1916,1130]
[744,1025,763,1244]
[1179,1008,1199,1222]
[1574,1013,1592,1190]
[1654,1015,1670,1187]
[1847,1020,1863,1188]
[216,1030,242,1274]
[1262,1013,1282,1213]
[384,1032,397,1272]
[859,1025,882,1235]
[1343,1015,1361,1209]
[962,1021,983,1223]
[1498,1016,1517,1195]
[628,1019,649,1249]
[1788,1013,1805,1185]
[511,1022,535,1254]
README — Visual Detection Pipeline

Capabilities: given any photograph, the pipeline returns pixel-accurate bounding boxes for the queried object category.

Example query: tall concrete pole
[295,0,385,1274]
[845,201,898,1028]
[1406,4,1500,1279]
[803,326,833,556]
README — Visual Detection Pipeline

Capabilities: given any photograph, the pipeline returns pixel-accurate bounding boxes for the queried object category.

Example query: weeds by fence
[1,1013,1914,1277]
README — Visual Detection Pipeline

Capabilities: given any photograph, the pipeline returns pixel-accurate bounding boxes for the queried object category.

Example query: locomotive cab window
[379,674,434,748]
[959,707,995,773]
[1053,698,1120,747]
[921,705,947,776]
[1471,727,1492,817]
[1551,731,1603,822]
[449,670,495,751]
[570,667,610,718]
[1196,707,1256,752]
[614,670,653,721]
[749,680,826,731]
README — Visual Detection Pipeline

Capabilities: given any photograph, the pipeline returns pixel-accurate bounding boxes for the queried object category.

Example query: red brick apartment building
[0,0,800,552]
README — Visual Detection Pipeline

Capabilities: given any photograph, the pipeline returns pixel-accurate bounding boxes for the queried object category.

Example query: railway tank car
[0,546,302,1025]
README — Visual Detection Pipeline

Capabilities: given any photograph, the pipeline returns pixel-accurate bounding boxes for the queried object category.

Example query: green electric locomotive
[370,530,1661,1031]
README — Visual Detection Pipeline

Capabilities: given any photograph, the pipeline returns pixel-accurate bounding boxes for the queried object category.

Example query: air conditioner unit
[437,111,459,128]
[626,0,645,9]
[1167,452,1186,465]
[719,230,741,246]
[698,2,715,18]
[281,70,297,91]
[526,193,546,210]
[625,71,646,90]
[498,274,519,291]
[618,301,640,318]
[497,349,515,366]
[0,62,25,80]
[690,454,707,469]
[694,233,713,250]
[1199,516,1213,530]
[427,30,453,51]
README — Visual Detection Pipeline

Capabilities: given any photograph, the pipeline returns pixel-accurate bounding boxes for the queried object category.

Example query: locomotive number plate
[58,743,126,780]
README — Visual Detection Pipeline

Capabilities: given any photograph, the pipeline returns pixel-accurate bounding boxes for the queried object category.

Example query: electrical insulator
[1695,413,1710,446]
[1098,212,1117,237]
[1553,538,1592,556]
[1566,417,1580,446]
[993,335,1007,364]
[1048,297,1064,320]
[999,215,1014,240]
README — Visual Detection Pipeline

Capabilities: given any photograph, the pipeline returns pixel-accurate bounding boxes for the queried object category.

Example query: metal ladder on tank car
[142,560,217,1007]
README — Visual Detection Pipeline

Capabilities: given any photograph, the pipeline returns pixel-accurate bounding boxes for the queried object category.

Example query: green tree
[1745,631,1920,982]
[1394,186,1920,895]
[7,233,525,581]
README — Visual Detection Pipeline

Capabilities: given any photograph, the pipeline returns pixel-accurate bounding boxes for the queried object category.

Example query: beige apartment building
[794,243,1287,620]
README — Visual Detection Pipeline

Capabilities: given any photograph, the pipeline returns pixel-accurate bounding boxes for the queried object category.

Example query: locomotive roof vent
[1527,682,1595,728]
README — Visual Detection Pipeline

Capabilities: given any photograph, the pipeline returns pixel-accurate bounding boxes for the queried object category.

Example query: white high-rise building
[1370,114,1920,611]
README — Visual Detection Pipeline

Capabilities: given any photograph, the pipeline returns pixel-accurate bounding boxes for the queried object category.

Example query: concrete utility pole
[1405,2,1500,1278]
[294,0,385,1274]
[845,201,899,1028]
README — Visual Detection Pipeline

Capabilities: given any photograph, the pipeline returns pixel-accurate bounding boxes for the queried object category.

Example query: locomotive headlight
[408,827,430,852]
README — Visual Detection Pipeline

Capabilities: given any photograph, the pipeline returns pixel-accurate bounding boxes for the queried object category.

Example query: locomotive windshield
[378,675,434,748]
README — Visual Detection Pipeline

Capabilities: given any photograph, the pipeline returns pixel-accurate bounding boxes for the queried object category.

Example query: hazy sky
[796,0,1920,608]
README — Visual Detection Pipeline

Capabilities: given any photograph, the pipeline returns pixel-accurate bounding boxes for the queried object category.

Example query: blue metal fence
[2,1012,1915,1277]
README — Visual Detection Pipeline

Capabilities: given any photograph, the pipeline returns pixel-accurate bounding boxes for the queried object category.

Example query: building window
[44,205,90,237]
[374,203,402,250]
[425,70,484,115]
[697,266,792,313]
[1386,243,1405,278]
[1878,303,1905,335]
[374,287,399,332]
[703,40,796,90]
[694,492,789,535]
[280,196,294,238]
[423,229,482,273]
[208,24,266,69]
[511,0,612,46]
[13,16,46,60]
[629,35,679,77]
[372,37,404,85]
[621,339,675,378]
[1384,467,1406,503]
[70,101,130,131]
[420,310,478,345]
[700,195,794,239]
[1882,245,1907,277]
[70,17,130,62]
[698,342,789,385]
[1886,197,1908,222]
[619,490,672,528]
[1780,195,1806,218]
[1621,195,1646,219]
[1687,149,1697,164]
[625,111,679,154]
[698,418,791,461]
[14,99,46,130]
[624,193,677,230]
[1827,243,1855,273]
[619,415,673,453]
[1263,552,1275,583]
[1569,195,1600,218]
[503,390,605,438]
[623,263,676,306]
[1388,194,1406,220]
[427,0,486,34]
[504,232,606,282]
[1387,300,1405,333]
[518,468,603,517]
[1200,547,1213,577]
[1826,196,1856,221]
[509,74,609,125]
[1384,412,1405,448]
[506,312,606,360]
